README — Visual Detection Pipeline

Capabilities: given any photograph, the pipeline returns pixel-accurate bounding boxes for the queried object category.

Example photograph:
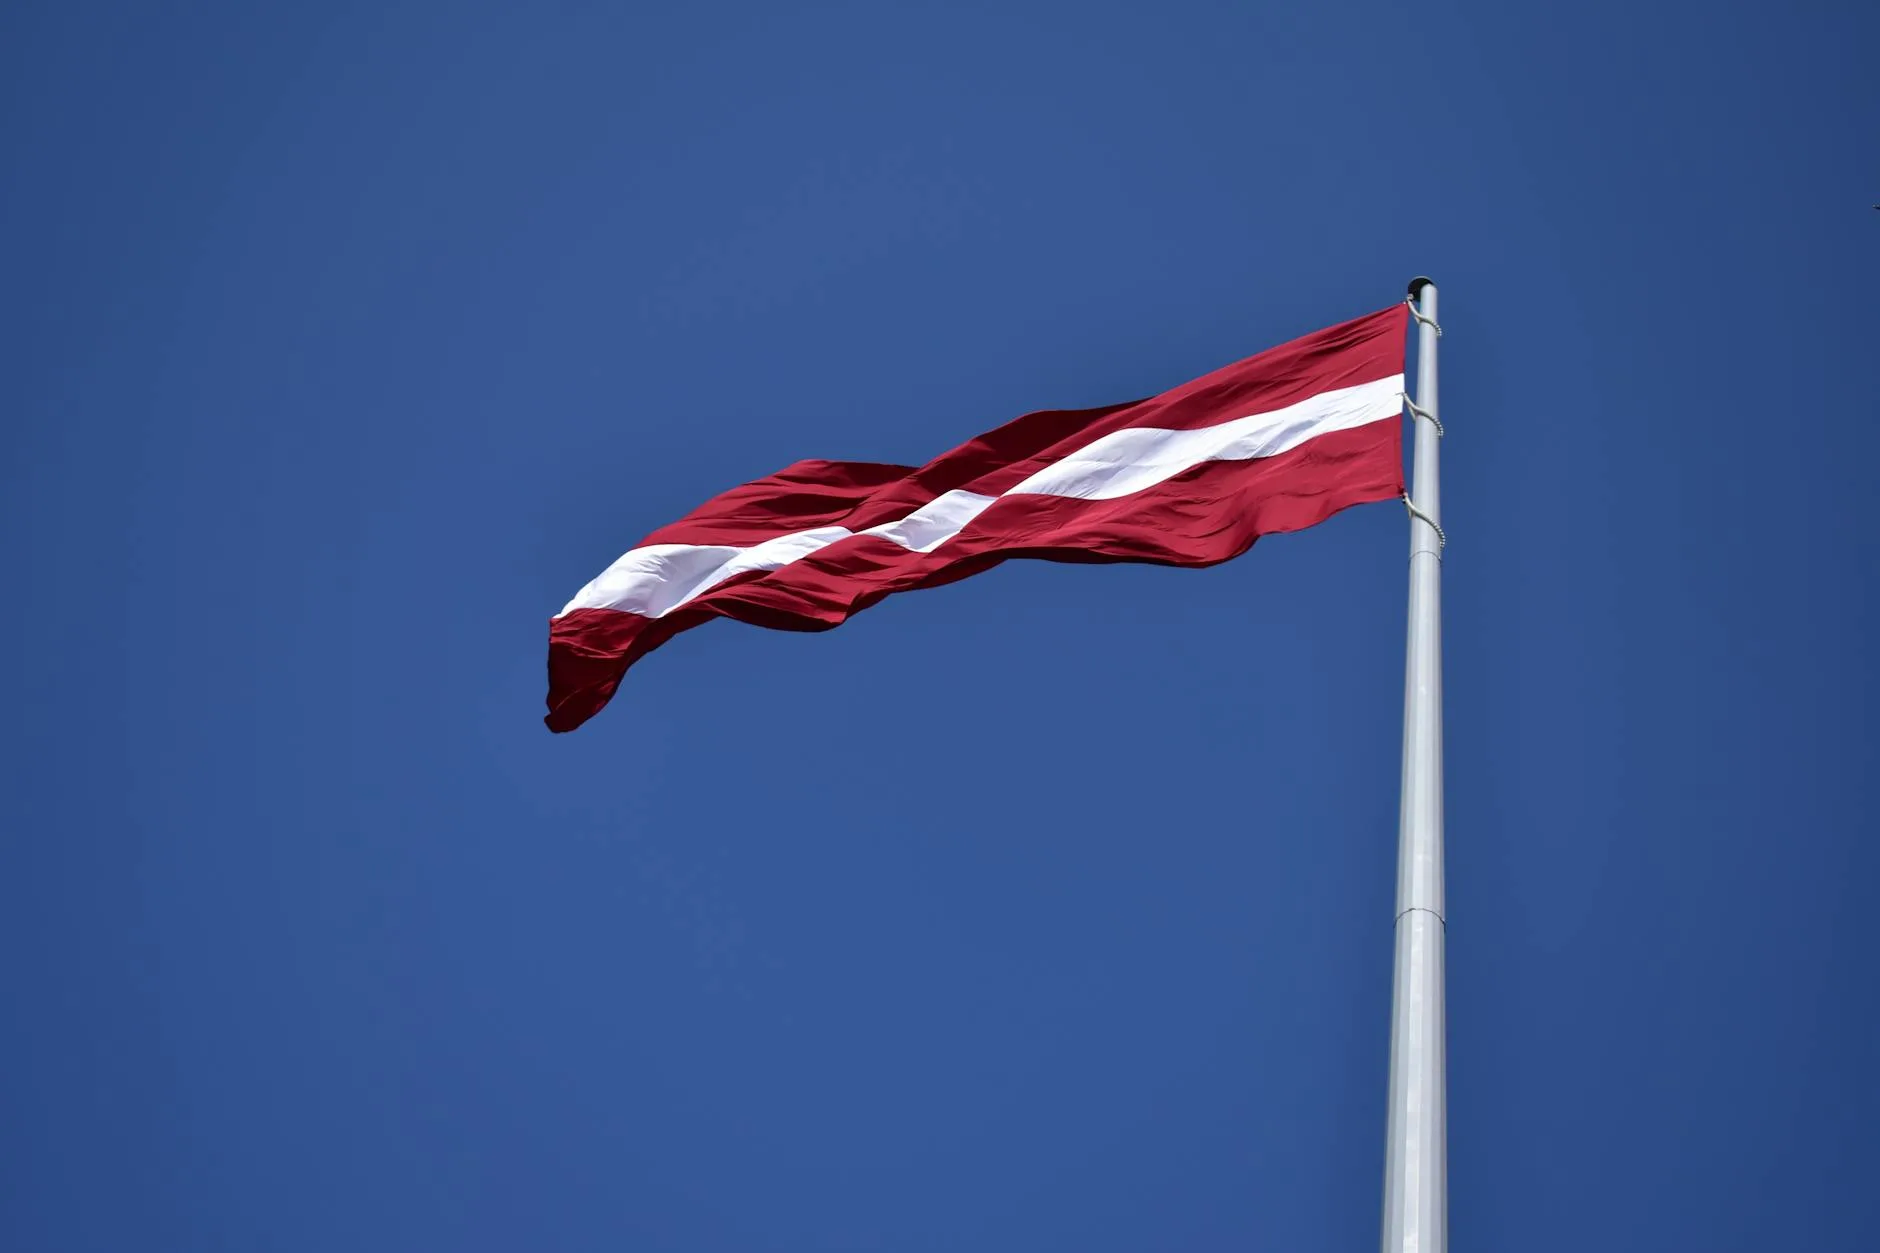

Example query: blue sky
[4,2,1876,1250]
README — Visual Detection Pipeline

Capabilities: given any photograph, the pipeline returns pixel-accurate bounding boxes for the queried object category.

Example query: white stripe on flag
[561,373,1403,619]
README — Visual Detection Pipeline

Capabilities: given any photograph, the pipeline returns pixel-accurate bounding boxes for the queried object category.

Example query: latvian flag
[547,304,1409,732]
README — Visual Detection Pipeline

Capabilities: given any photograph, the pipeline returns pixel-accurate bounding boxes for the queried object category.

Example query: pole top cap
[1407,276,1435,299]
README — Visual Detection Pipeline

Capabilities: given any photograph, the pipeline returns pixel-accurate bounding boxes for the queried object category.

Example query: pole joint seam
[1404,493,1446,549]
[1405,296,1443,336]
[1394,905,1446,927]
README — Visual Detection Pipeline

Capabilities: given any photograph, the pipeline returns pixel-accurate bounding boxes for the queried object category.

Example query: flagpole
[1382,277,1446,1253]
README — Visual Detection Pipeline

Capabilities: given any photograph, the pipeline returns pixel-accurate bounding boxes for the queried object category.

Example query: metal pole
[1382,277,1446,1253]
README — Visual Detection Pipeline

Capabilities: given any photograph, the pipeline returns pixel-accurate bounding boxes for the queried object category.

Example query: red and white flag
[547,304,1408,731]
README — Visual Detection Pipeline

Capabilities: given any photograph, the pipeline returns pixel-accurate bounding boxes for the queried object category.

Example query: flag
[547,304,1408,731]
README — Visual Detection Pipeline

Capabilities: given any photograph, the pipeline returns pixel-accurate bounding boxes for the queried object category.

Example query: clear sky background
[5,3,1876,1250]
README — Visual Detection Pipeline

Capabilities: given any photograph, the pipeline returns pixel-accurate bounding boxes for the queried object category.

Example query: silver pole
[1382,277,1446,1253]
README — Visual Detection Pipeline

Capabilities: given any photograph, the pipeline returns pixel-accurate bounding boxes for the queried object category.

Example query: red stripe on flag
[545,404,1403,732]
[631,305,1407,549]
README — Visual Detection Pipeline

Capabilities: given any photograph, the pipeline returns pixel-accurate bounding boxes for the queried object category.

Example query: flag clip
[1401,394,1444,437]
[1405,296,1443,337]
[1404,493,1446,550]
